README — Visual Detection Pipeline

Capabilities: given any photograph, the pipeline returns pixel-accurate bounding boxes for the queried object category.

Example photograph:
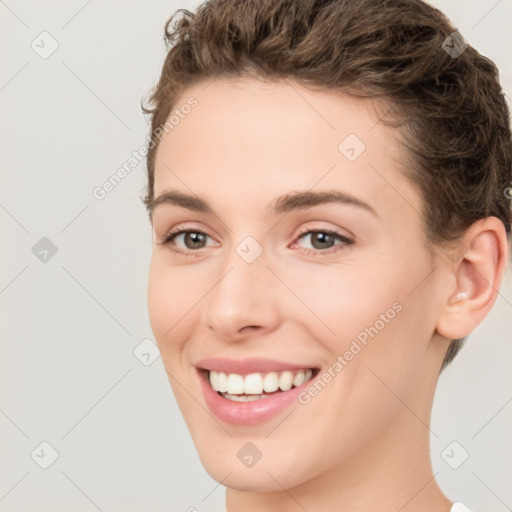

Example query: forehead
[153,77,420,219]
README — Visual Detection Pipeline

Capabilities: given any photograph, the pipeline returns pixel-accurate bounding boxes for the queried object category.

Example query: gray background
[0,1,511,511]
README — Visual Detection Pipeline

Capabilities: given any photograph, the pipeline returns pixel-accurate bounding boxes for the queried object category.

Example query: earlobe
[436,217,509,340]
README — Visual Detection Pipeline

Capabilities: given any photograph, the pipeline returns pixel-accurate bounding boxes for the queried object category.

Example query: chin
[190,432,321,493]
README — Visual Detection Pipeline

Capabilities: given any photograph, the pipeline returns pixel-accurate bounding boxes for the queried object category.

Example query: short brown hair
[142,0,512,369]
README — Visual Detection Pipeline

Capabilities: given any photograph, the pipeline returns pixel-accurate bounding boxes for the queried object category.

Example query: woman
[142,0,511,510]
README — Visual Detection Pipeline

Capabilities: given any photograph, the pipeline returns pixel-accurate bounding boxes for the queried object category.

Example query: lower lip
[198,369,315,426]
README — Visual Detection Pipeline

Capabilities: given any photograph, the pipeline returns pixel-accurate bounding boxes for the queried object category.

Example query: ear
[436,217,510,340]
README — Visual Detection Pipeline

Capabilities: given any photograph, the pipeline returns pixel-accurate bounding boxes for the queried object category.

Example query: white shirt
[451,503,471,512]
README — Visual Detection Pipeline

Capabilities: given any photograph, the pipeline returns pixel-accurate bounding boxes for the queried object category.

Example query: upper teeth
[208,369,313,395]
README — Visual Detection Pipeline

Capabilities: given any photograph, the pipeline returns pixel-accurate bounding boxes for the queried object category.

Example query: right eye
[160,228,218,255]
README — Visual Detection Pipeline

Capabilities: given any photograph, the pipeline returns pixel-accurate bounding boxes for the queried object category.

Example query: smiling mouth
[204,368,320,401]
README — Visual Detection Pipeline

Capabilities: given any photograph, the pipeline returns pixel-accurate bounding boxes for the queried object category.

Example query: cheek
[285,254,432,381]
[283,261,401,344]
[147,264,171,340]
[147,257,193,346]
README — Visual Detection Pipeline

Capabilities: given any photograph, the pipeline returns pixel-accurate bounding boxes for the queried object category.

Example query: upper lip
[196,357,318,375]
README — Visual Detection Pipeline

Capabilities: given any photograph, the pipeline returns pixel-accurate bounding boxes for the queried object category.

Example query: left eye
[294,229,353,252]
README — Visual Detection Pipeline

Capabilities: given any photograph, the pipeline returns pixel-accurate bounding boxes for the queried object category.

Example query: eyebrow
[148,189,378,218]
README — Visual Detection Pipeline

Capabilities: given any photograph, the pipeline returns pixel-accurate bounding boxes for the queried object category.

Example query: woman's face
[147,77,450,491]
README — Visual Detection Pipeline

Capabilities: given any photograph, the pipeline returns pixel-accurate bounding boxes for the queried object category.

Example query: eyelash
[159,225,354,257]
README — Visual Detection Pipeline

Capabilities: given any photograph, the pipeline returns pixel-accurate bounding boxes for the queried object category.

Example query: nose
[200,244,281,342]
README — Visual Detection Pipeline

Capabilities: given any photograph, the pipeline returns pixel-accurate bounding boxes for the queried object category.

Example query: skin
[147,77,509,511]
